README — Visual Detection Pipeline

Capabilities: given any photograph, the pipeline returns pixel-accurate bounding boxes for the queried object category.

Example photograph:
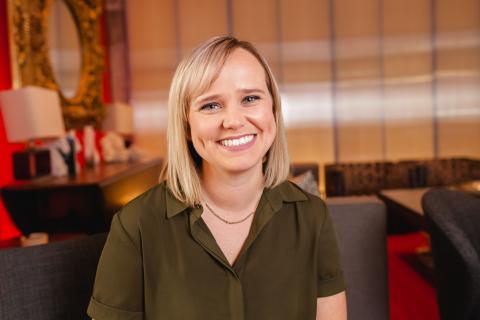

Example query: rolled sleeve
[316,204,346,297]
[87,212,144,319]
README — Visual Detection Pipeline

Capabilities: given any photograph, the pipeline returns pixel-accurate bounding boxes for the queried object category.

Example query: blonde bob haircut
[161,35,290,206]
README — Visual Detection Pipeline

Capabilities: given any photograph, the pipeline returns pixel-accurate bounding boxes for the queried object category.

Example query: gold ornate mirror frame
[7,0,105,129]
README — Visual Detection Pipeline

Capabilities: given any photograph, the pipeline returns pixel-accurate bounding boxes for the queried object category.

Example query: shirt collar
[165,187,190,219]
[165,180,308,219]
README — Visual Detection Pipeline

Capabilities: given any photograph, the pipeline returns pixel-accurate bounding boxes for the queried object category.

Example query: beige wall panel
[178,0,228,54]
[232,0,277,41]
[436,0,480,157]
[134,132,167,158]
[382,0,434,160]
[334,0,383,161]
[384,53,432,78]
[281,0,331,83]
[127,0,176,51]
[337,123,384,162]
[131,70,175,93]
[281,83,334,168]
[383,0,430,36]
[281,0,329,40]
[286,127,334,164]
[436,0,480,72]
[437,0,480,31]
[335,0,380,37]
[337,58,381,80]
[286,127,334,194]
[336,82,384,161]
[383,0,431,78]
[438,118,480,158]
[437,48,480,73]
[383,82,434,159]
[334,0,381,81]
[232,0,281,79]
[128,0,177,93]
[232,0,283,82]
[385,120,434,160]
[437,76,480,157]
[283,63,331,83]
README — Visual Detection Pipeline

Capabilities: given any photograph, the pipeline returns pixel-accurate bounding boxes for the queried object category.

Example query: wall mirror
[7,0,105,129]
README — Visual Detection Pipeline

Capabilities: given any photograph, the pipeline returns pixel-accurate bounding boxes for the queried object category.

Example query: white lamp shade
[0,86,65,142]
[102,102,133,135]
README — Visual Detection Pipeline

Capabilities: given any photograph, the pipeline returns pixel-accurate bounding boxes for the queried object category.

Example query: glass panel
[48,0,81,98]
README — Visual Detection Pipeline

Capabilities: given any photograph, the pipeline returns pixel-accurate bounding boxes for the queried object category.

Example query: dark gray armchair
[422,188,480,320]
[0,233,107,320]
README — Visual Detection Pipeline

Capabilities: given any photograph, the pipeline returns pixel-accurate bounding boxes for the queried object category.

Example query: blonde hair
[161,36,289,206]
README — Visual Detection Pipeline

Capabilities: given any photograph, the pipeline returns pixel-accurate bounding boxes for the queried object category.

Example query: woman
[88,36,347,319]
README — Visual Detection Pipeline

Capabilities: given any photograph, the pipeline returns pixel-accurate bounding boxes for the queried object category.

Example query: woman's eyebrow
[238,88,266,95]
[193,94,221,105]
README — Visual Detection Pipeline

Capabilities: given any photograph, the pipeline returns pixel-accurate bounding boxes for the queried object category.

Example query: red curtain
[0,0,22,240]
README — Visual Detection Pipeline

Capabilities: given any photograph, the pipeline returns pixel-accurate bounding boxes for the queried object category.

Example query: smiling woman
[87,36,347,320]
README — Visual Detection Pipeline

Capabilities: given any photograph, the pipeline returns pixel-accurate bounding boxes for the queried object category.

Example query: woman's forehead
[190,49,268,100]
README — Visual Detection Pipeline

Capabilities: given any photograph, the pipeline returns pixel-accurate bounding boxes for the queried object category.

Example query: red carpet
[388,232,440,320]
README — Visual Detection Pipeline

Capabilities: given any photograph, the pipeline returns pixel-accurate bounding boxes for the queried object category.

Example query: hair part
[161,35,290,206]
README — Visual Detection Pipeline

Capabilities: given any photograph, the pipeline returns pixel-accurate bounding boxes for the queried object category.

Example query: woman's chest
[201,213,254,265]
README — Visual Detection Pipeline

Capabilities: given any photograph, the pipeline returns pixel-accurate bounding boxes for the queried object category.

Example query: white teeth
[220,135,254,147]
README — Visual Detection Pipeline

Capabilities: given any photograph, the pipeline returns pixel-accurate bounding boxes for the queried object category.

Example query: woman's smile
[218,134,256,150]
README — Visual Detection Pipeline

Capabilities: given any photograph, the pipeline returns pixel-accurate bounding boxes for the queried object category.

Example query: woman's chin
[217,160,263,175]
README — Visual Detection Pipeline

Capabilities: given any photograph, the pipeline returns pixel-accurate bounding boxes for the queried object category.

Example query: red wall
[0,0,112,240]
[0,0,22,240]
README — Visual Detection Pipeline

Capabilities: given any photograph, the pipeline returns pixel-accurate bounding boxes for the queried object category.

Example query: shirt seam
[116,211,142,255]
[90,296,144,314]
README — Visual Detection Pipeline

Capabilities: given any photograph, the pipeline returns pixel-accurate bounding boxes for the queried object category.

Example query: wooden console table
[1,157,162,235]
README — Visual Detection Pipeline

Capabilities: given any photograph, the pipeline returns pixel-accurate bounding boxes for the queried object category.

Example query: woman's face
[188,48,276,177]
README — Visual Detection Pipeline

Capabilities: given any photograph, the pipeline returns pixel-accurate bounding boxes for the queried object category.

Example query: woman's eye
[200,102,220,111]
[243,95,260,103]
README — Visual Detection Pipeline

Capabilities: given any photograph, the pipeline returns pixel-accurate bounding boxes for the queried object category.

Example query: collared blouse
[87,181,345,320]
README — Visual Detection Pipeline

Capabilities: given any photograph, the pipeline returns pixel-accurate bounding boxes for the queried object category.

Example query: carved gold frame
[7,0,105,129]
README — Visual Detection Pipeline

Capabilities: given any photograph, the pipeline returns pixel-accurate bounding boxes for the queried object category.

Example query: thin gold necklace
[204,202,255,225]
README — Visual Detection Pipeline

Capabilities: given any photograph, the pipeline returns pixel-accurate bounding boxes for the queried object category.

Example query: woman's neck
[201,165,264,213]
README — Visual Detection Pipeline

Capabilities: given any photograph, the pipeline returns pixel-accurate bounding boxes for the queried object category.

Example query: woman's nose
[222,105,245,129]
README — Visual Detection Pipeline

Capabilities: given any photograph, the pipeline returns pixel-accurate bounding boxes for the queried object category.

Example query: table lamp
[0,86,66,179]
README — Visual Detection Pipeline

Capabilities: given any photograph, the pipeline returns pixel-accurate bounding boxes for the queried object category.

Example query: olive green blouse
[87,181,345,320]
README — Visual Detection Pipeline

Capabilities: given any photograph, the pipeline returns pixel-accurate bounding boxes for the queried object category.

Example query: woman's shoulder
[113,181,170,233]
[281,180,328,220]
[282,180,326,206]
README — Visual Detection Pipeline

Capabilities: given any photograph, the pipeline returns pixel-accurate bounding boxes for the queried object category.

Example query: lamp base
[12,149,51,180]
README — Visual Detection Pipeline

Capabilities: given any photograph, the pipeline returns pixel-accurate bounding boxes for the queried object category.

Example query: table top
[379,180,480,217]
[2,157,162,191]
[379,188,430,216]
